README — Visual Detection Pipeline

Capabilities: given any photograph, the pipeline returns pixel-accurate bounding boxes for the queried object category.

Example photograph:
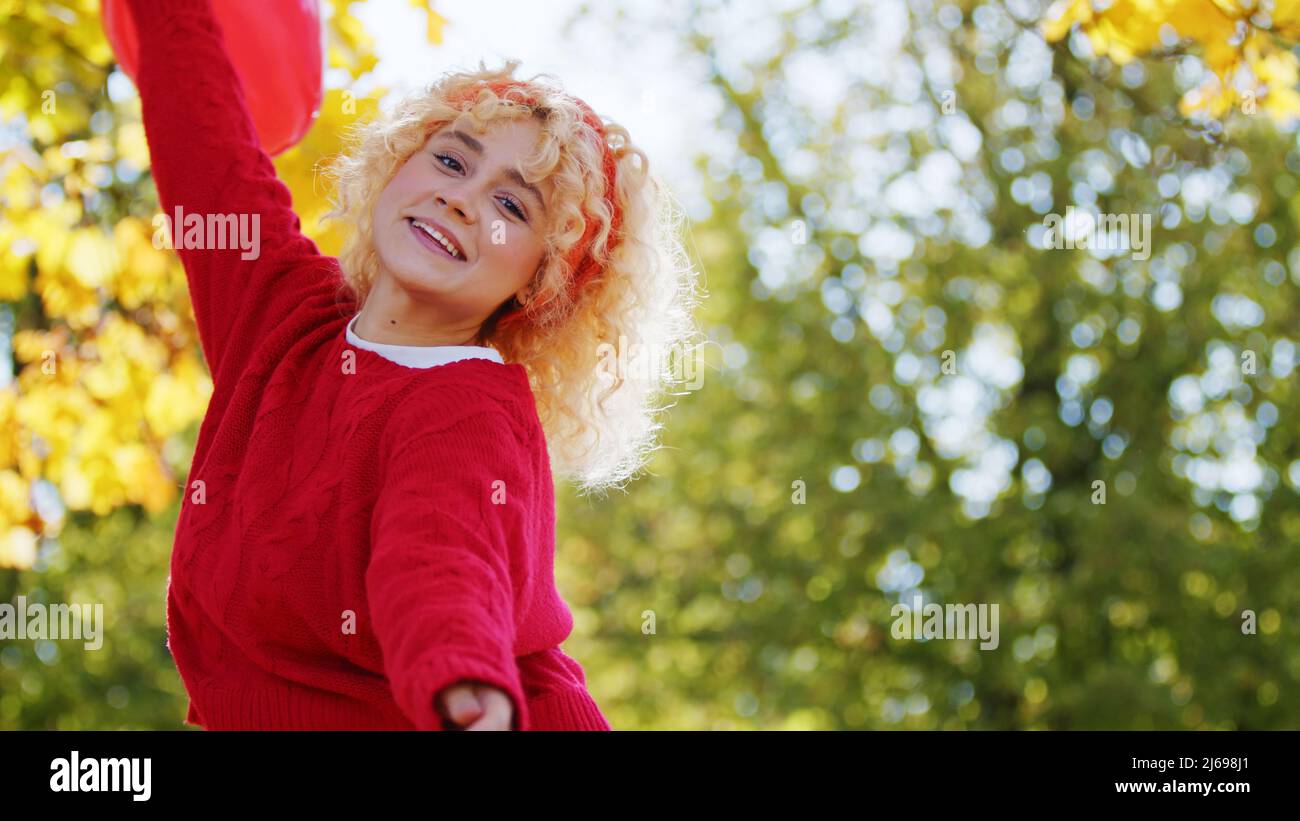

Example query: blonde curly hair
[321,59,703,496]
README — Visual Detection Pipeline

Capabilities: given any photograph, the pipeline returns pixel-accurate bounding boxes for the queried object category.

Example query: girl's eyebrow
[444,129,547,216]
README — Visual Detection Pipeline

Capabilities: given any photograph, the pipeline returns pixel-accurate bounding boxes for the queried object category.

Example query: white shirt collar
[346,315,504,369]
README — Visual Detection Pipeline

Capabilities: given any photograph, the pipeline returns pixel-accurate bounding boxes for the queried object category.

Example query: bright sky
[349,0,721,211]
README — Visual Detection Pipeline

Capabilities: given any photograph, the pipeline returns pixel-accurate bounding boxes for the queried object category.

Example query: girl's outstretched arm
[125,0,334,383]
[367,404,535,731]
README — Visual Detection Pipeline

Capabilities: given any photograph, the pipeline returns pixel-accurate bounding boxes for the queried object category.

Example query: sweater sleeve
[518,646,612,730]
[367,404,536,731]
[125,0,334,383]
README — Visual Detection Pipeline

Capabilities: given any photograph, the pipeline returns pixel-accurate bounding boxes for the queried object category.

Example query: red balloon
[102,0,323,156]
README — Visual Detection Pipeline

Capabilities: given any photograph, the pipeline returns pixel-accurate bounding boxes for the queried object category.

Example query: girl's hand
[435,681,515,730]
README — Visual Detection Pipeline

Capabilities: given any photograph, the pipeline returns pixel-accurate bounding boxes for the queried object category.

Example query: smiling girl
[126,0,700,730]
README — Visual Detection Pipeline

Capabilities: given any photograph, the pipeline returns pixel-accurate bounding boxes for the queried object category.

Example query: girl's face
[372,117,554,330]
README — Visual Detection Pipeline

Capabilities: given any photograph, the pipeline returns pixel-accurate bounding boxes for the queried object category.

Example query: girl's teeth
[413,221,460,258]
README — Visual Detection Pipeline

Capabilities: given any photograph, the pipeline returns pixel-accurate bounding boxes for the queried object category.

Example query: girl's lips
[407,218,465,262]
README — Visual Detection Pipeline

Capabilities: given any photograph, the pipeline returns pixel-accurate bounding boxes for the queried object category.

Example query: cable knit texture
[126,0,610,731]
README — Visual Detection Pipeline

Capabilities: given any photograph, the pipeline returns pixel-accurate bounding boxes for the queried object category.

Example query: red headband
[444,79,621,330]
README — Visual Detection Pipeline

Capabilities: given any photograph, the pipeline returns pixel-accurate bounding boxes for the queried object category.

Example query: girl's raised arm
[125,0,334,383]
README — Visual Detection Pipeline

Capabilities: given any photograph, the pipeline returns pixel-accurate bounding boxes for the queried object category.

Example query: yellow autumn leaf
[0,389,18,468]
[1,151,40,209]
[82,359,129,403]
[35,265,101,330]
[59,460,94,512]
[0,225,34,301]
[113,443,174,513]
[1043,0,1300,123]
[11,328,67,364]
[0,469,31,524]
[408,0,448,44]
[144,351,212,438]
[66,227,118,288]
[115,122,152,172]
[1271,0,1300,38]
[111,216,173,309]
[31,201,82,271]
[0,526,38,570]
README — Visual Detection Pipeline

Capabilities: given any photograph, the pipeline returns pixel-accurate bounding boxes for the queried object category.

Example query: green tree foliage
[562,0,1299,729]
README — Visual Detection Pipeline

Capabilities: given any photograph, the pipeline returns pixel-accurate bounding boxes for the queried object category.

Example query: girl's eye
[434,153,463,172]
[499,196,526,220]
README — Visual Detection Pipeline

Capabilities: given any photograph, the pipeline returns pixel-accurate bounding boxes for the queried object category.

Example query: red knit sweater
[127,0,610,731]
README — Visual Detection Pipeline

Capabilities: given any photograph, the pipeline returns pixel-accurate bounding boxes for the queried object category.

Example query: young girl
[126,0,699,730]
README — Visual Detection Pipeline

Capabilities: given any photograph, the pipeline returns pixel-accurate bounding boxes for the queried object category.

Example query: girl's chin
[394,255,466,282]
[370,264,443,297]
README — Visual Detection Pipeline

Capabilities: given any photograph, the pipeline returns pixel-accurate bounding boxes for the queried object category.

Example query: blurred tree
[560,0,1299,729]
